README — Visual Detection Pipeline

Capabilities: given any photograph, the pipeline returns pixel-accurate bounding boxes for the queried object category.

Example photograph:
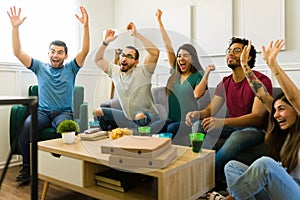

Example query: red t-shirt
[215,70,272,118]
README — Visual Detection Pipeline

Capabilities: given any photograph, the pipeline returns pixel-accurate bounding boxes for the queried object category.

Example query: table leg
[41,181,49,200]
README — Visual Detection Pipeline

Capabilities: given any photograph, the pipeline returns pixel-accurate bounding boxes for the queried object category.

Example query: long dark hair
[165,44,204,95]
[265,93,300,173]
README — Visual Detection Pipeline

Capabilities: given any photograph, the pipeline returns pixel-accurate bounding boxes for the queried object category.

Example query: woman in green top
[150,9,215,142]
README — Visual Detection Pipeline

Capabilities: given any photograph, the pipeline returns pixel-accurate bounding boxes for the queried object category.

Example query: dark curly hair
[228,37,256,68]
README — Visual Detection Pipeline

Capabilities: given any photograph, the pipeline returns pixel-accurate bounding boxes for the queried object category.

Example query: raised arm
[93,30,117,74]
[155,9,176,68]
[262,40,300,114]
[240,41,273,113]
[194,64,215,99]
[7,6,31,68]
[127,22,160,74]
[75,6,90,67]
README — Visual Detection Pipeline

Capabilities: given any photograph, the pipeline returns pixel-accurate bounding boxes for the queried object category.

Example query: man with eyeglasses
[185,37,272,190]
[93,22,160,132]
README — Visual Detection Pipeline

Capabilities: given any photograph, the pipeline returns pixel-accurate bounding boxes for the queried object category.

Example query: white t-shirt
[108,63,158,120]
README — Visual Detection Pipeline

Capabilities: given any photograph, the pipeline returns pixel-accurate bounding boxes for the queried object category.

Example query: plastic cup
[189,133,205,153]
[158,133,173,139]
[138,126,151,136]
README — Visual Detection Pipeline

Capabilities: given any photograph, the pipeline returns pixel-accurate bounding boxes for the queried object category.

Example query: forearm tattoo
[243,65,269,97]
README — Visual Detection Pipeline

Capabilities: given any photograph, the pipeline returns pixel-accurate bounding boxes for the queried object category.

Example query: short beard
[227,63,238,70]
[120,67,128,72]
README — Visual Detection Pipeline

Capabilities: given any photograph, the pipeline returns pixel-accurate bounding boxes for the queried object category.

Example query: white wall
[1,0,300,166]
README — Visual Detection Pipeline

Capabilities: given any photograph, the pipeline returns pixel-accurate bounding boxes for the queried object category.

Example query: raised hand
[7,6,27,27]
[104,29,117,43]
[205,64,216,73]
[155,9,163,21]
[240,40,252,67]
[75,6,89,26]
[262,39,285,66]
[126,22,137,36]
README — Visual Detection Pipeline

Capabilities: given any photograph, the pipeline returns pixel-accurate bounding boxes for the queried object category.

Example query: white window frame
[0,0,81,65]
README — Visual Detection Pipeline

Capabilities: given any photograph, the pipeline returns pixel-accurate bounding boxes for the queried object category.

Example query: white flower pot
[61,131,76,144]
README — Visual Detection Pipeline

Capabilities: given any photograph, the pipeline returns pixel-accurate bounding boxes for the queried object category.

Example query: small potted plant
[57,120,80,144]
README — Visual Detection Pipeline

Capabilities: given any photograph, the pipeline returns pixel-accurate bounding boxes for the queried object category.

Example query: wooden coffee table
[38,138,215,200]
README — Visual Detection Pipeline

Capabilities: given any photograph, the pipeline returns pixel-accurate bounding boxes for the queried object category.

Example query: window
[0,0,80,64]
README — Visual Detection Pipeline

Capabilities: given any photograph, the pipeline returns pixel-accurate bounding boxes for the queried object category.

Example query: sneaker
[16,166,31,183]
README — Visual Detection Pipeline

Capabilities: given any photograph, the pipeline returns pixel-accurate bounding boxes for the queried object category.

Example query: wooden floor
[0,165,95,200]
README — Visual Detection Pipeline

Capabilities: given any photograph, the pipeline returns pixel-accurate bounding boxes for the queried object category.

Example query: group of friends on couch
[7,5,300,200]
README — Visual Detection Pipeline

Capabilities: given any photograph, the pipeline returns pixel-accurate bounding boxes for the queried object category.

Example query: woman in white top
[220,40,300,200]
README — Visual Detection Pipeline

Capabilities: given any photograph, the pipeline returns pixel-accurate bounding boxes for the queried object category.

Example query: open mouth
[179,63,187,70]
[277,119,286,126]
[121,62,128,67]
[52,59,60,64]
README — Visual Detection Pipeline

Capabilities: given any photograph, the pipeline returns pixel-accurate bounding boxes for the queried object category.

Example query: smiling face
[48,45,68,68]
[226,43,244,70]
[177,49,192,74]
[119,48,139,73]
[273,99,298,130]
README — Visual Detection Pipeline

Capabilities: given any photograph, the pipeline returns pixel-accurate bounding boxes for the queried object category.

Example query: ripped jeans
[225,156,300,200]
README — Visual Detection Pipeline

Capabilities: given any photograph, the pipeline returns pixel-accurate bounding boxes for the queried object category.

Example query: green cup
[138,126,151,136]
[189,133,205,153]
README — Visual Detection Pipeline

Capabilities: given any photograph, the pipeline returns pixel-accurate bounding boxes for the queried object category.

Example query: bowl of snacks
[109,128,133,140]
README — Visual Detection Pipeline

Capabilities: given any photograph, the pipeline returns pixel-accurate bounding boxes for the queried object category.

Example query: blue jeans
[225,157,300,200]
[200,126,265,183]
[98,107,159,133]
[19,110,73,166]
[150,119,191,142]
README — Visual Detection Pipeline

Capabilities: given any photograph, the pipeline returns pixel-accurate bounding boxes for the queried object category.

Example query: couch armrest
[10,105,29,154]
[78,102,89,133]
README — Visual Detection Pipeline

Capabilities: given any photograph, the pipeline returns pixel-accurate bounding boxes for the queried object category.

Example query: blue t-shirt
[29,58,80,112]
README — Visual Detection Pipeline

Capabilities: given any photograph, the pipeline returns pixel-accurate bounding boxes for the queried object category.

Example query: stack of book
[79,131,108,141]
[94,168,148,192]
[101,136,177,168]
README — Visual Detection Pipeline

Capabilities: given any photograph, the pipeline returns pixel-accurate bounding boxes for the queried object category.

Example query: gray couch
[101,86,283,165]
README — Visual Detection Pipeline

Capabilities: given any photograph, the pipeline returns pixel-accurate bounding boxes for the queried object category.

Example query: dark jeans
[200,125,265,183]
[150,119,192,145]
[97,107,159,134]
[19,109,73,166]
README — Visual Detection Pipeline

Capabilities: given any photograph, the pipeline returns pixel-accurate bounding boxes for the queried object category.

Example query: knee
[224,160,238,172]
[94,108,104,117]
[252,156,276,170]
[134,112,146,120]
[134,112,150,126]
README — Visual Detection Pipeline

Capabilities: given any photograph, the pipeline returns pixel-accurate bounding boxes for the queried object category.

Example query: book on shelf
[101,135,171,158]
[108,145,177,168]
[95,179,142,193]
[94,168,146,187]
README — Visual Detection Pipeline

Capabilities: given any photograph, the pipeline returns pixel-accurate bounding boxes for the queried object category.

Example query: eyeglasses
[120,53,135,59]
[226,48,242,55]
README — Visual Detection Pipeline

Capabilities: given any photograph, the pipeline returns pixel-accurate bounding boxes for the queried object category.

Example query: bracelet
[102,41,109,46]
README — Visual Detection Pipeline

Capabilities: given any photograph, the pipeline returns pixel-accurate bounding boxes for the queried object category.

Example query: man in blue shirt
[7,5,90,183]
